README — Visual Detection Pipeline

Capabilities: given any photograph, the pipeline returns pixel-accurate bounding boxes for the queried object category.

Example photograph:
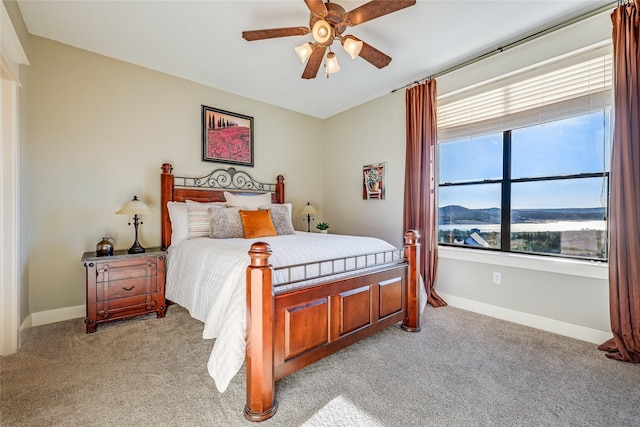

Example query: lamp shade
[115,196,154,215]
[342,36,363,60]
[295,42,313,63]
[325,52,340,74]
[299,202,317,215]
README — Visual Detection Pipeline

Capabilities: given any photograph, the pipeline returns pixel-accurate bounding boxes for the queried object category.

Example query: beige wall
[26,36,324,313]
[323,91,406,248]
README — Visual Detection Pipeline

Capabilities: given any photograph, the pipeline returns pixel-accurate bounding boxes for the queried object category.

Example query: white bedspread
[166,232,424,392]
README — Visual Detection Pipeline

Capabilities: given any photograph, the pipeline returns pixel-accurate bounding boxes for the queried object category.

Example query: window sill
[438,245,608,280]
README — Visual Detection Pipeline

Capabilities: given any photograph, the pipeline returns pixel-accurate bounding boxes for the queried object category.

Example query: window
[437,46,611,261]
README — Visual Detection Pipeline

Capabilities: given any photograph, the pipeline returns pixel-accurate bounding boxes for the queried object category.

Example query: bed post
[401,230,421,332]
[160,163,174,250]
[245,242,278,422]
[275,175,285,204]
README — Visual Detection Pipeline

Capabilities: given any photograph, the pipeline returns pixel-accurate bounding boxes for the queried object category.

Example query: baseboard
[29,304,85,327]
[19,314,32,348]
[438,293,613,345]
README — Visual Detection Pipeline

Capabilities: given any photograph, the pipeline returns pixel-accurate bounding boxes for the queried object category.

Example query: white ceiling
[17,0,614,119]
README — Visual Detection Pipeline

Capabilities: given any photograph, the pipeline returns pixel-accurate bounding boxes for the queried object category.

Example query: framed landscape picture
[202,105,254,166]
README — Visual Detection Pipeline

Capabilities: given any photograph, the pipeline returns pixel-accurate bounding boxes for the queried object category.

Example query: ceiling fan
[242,0,416,79]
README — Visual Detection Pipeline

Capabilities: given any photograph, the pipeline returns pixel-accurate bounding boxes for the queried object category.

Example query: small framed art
[202,105,254,166]
[363,162,387,200]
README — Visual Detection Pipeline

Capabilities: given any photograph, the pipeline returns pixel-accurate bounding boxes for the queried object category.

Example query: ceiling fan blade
[358,40,392,69]
[302,45,327,79]
[345,1,416,26]
[242,27,310,41]
[304,0,327,17]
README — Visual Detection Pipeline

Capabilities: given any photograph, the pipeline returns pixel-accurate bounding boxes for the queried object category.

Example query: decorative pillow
[224,191,272,210]
[167,201,189,245]
[209,207,245,239]
[260,204,295,235]
[186,200,227,239]
[239,210,277,239]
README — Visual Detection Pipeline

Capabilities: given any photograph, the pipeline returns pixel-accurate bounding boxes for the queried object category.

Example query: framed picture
[202,105,254,166]
[363,162,387,200]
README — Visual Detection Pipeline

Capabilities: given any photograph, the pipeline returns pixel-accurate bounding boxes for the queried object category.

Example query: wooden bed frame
[160,163,421,422]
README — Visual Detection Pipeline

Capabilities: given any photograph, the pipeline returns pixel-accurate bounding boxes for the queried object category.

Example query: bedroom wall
[321,91,406,248]
[323,10,613,343]
[25,36,324,316]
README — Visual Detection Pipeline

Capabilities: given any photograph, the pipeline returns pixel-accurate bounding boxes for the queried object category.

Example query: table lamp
[299,202,317,232]
[116,196,154,254]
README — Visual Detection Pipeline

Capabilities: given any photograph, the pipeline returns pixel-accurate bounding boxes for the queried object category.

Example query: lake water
[439,220,606,233]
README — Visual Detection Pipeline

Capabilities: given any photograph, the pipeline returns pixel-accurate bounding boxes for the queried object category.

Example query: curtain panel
[404,81,446,307]
[598,0,640,362]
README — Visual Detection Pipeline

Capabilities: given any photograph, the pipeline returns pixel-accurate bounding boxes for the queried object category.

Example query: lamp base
[127,244,146,254]
[128,214,146,254]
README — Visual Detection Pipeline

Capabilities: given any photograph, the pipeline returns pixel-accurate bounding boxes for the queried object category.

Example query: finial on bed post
[245,242,278,421]
[161,163,173,174]
[402,230,421,333]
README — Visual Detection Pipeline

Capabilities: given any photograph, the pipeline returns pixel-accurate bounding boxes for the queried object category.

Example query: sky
[438,111,610,210]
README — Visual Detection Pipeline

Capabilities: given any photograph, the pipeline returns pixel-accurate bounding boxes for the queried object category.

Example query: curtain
[598,0,640,362]
[404,80,446,307]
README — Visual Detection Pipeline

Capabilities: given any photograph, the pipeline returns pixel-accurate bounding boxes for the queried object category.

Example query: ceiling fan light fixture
[325,52,340,74]
[295,42,313,63]
[312,20,332,44]
[342,37,363,60]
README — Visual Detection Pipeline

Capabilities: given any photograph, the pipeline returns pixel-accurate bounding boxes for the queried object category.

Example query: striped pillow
[185,200,226,239]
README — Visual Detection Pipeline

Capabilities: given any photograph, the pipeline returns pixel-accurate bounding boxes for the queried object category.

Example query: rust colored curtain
[598,0,640,362]
[404,80,446,307]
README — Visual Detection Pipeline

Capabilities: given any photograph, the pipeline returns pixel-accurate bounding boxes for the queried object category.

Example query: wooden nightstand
[82,247,167,333]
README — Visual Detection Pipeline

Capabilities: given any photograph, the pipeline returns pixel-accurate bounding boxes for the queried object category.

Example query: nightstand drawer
[96,258,156,282]
[97,276,153,300]
[96,294,158,318]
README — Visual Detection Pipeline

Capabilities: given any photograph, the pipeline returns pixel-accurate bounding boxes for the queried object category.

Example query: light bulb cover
[312,20,332,44]
[295,42,313,63]
[342,37,363,60]
[325,52,340,74]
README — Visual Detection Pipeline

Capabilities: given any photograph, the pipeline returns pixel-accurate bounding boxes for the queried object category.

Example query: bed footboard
[244,230,420,421]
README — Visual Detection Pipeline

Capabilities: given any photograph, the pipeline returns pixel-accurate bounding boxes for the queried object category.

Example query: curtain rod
[390,1,618,94]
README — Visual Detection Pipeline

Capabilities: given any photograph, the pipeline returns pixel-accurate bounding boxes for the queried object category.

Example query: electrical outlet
[492,272,502,284]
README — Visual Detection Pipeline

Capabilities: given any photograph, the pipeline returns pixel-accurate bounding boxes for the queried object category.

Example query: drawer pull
[122,286,135,291]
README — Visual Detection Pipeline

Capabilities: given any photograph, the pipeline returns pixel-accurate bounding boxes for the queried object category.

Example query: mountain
[439,205,606,224]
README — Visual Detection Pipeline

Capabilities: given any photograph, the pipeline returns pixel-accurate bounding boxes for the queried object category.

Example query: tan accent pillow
[208,207,244,239]
[260,204,295,235]
[239,210,277,239]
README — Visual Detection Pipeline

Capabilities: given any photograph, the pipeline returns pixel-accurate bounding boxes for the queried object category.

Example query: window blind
[437,45,612,143]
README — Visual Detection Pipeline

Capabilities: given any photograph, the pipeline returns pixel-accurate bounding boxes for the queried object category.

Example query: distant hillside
[439,205,606,224]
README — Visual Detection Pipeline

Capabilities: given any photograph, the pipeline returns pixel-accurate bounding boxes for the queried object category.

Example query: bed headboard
[160,163,285,250]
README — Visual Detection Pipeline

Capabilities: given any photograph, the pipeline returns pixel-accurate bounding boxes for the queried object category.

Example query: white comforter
[166,232,423,392]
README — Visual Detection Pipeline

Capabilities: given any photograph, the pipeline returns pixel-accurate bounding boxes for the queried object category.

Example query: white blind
[437,45,612,143]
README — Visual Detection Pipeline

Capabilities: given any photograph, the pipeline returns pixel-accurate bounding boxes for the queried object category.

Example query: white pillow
[185,200,227,239]
[167,202,188,246]
[223,191,272,210]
